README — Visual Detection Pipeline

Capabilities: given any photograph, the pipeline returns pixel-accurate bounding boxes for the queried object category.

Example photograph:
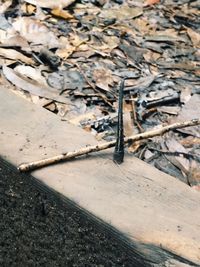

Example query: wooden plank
[0,86,200,266]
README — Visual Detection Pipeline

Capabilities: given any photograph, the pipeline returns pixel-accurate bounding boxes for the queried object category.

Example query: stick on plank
[18,118,200,172]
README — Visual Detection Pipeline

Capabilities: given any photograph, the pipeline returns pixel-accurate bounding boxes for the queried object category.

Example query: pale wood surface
[0,86,200,266]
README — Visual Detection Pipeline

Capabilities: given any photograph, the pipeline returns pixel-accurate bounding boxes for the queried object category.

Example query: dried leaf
[180,137,200,148]
[23,0,76,9]
[0,48,34,64]
[172,95,200,137]
[12,17,59,48]
[0,0,12,13]
[3,66,71,104]
[51,8,74,20]
[187,28,200,48]
[123,111,133,137]
[157,106,181,115]
[99,6,143,21]
[165,138,190,176]
[144,0,160,6]
[124,75,156,92]
[180,87,192,104]
[14,65,48,86]
[93,68,114,92]
[188,161,200,188]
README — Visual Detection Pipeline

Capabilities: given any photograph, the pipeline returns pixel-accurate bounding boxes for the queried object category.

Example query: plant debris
[1,0,200,189]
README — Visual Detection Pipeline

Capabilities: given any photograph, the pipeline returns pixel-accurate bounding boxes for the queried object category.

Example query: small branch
[18,118,200,172]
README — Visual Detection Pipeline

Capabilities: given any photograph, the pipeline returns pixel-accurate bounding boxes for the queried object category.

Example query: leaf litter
[0,0,200,190]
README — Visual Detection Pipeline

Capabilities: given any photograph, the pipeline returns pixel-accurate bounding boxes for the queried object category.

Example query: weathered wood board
[0,86,200,266]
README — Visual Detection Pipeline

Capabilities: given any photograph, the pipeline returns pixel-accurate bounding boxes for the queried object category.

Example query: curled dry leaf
[0,48,34,64]
[172,95,200,138]
[144,0,160,7]
[1,35,30,52]
[14,65,48,86]
[165,138,190,176]
[187,28,200,48]
[23,0,76,9]
[0,0,12,13]
[2,66,71,104]
[12,17,59,48]
[99,6,143,21]
[93,68,114,92]
[188,161,200,188]
[51,8,74,20]
[124,75,156,92]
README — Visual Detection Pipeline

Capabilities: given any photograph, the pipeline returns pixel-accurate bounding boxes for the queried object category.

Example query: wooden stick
[18,118,200,172]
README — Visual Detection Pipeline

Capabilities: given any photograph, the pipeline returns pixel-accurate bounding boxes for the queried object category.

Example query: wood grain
[0,86,200,266]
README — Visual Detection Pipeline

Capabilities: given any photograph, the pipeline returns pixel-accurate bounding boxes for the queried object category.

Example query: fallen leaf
[12,17,59,48]
[180,137,200,148]
[69,112,96,126]
[3,66,71,104]
[157,106,181,115]
[119,43,145,63]
[187,28,200,48]
[93,68,114,92]
[14,65,48,86]
[0,0,12,13]
[144,0,160,6]
[51,8,74,20]
[123,111,133,137]
[188,161,200,187]
[0,48,34,64]
[23,0,76,9]
[1,35,30,52]
[165,138,190,176]
[99,6,143,21]
[180,86,192,104]
[172,95,200,138]
[124,75,156,92]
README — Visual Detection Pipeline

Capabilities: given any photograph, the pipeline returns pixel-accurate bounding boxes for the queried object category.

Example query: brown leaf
[180,137,200,148]
[165,138,190,176]
[2,66,71,104]
[0,0,12,13]
[172,95,200,138]
[144,0,160,6]
[0,48,34,65]
[12,17,59,48]
[124,75,156,92]
[188,161,200,188]
[99,6,143,21]
[187,28,200,48]
[23,0,76,9]
[93,68,114,92]
[51,8,74,20]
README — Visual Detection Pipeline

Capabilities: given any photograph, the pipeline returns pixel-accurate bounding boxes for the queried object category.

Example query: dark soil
[0,158,148,267]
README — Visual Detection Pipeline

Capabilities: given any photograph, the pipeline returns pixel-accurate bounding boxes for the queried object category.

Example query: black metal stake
[113,79,125,164]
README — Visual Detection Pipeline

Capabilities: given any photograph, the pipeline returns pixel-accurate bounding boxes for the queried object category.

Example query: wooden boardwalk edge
[0,157,197,267]
[0,86,200,266]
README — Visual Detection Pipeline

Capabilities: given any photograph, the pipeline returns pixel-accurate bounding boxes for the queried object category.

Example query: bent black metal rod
[113,79,125,164]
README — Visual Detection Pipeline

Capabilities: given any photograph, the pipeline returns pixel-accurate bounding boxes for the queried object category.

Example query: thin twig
[18,118,200,172]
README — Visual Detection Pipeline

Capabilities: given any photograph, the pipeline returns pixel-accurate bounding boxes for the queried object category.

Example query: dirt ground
[0,158,149,267]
